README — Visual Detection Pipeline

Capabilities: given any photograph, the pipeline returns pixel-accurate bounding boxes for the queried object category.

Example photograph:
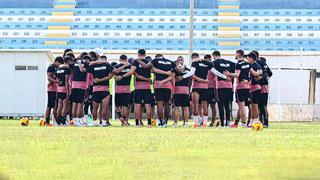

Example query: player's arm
[192,75,208,83]
[134,72,150,82]
[225,69,240,78]
[160,73,176,83]
[89,60,106,66]
[250,68,262,77]
[47,72,58,83]
[112,63,129,74]
[116,66,136,81]
[152,67,172,76]
[175,67,196,82]
[94,73,115,84]
[210,67,227,79]
[135,59,153,69]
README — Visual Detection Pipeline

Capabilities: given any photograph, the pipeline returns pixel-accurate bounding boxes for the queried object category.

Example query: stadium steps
[217,0,241,47]
[45,0,76,47]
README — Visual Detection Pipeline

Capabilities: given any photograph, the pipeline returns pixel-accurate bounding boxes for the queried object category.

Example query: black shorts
[174,94,190,107]
[71,89,86,103]
[192,88,208,102]
[251,90,261,104]
[115,93,132,107]
[259,93,268,106]
[154,88,171,102]
[217,88,233,102]
[57,92,67,100]
[47,91,57,108]
[207,88,217,104]
[236,89,250,104]
[92,91,110,103]
[134,89,153,104]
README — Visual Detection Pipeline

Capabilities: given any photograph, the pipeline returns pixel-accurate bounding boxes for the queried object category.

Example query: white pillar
[189,0,194,65]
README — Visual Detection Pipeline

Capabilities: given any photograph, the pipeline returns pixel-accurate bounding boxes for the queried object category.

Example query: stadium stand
[0,0,320,51]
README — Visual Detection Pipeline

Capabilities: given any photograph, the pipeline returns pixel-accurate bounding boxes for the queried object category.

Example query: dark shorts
[92,91,110,104]
[71,89,86,103]
[236,89,250,105]
[134,89,153,104]
[47,91,57,108]
[192,88,208,102]
[217,88,233,102]
[57,92,67,100]
[154,88,171,102]
[174,94,190,107]
[259,93,268,106]
[207,88,217,104]
[115,93,132,107]
[251,90,261,104]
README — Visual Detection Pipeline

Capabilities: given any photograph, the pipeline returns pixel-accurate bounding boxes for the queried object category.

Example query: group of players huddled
[45,48,272,128]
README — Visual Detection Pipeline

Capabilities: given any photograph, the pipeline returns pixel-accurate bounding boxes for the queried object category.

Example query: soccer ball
[151,119,157,126]
[20,118,30,126]
[38,118,45,126]
[252,121,263,131]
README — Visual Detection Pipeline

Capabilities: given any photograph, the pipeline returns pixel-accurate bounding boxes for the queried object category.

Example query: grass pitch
[0,120,319,180]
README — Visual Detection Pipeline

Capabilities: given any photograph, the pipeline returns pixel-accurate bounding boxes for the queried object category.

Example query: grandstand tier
[0,0,320,51]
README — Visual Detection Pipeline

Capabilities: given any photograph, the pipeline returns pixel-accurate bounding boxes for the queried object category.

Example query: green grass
[0,120,319,180]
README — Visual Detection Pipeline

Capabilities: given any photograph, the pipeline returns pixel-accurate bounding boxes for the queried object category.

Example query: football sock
[74,117,78,124]
[147,118,151,125]
[56,117,61,125]
[45,117,50,124]
[135,119,139,126]
[193,116,198,125]
[159,118,163,126]
[62,116,67,125]
[203,116,208,125]
[66,115,70,123]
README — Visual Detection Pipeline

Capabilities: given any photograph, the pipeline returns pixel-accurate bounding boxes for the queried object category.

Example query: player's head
[155,54,163,59]
[191,53,200,61]
[66,52,75,62]
[251,50,259,59]
[260,57,266,63]
[63,49,73,57]
[145,56,152,63]
[235,49,244,60]
[64,56,73,64]
[54,56,64,66]
[100,55,107,61]
[77,52,88,60]
[81,55,91,64]
[89,51,99,61]
[212,51,221,60]
[111,62,118,67]
[138,49,146,58]
[245,52,257,64]
[128,57,135,65]
[119,54,128,62]
[175,56,184,66]
[204,54,212,61]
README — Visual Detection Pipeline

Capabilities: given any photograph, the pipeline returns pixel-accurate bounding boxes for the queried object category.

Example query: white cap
[94,48,104,56]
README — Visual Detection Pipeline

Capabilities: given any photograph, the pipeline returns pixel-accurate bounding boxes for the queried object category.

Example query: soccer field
[0,120,319,180]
